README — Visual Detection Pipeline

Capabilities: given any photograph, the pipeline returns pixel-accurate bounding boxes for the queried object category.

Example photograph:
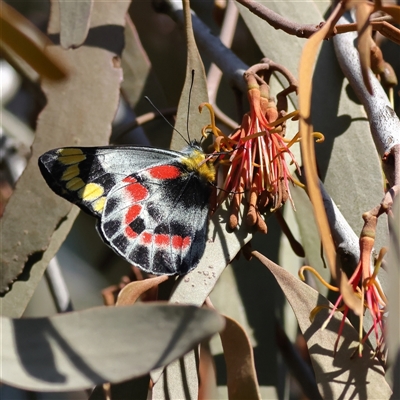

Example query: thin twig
[336,21,400,45]
[112,107,177,141]
[237,0,400,45]
[235,0,329,39]
[391,144,400,187]
[154,0,248,92]
[45,257,74,313]
[207,0,240,130]
[319,181,361,275]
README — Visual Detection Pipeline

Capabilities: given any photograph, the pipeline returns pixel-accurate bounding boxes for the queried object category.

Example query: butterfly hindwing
[38,146,182,217]
[99,160,211,275]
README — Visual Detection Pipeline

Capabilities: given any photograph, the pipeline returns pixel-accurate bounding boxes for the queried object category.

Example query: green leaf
[1,303,225,391]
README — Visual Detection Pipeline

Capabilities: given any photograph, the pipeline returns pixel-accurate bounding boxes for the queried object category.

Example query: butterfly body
[39,143,215,275]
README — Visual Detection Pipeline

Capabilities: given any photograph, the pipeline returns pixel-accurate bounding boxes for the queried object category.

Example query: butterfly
[38,143,216,275]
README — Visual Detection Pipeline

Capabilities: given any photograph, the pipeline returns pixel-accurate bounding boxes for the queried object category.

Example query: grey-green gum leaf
[121,15,168,111]
[151,351,199,400]
[149,3,248,396]
[59,0,93,49]
[253,251,392,399]
[0,208,79,318]
[166,0,210,151]
[334,14,400,176]
[1,303,224,391]
[388,196,400,396]
[0,0,128,308]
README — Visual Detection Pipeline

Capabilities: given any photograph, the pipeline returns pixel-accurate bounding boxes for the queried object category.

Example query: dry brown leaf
[355,2,374,94]
[298,3,345,281]
[0,1,67,80]
[220,315,261,400]
[116,276,169,306]
[198,342,218,400]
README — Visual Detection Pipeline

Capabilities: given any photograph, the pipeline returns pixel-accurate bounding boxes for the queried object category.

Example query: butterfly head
[180,141,216,183]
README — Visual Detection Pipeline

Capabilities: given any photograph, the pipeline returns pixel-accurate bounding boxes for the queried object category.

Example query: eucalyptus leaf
[59,0,93,49]
[252,251,392,399]
[168,0,210,151]
[0,0,129,307]
[150,2,237,396]
[151,351,199,400]
[121,15,167,110]
[2,304,224,391]
[388,195,400,397]
[220,315,261,400]
[0,208,79,318]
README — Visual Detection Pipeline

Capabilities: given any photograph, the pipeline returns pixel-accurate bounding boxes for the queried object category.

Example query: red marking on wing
[124,180,148,202]
[125,226,138,239]
[155,234,170,247]
[183,236,191,248]
[149,165,181,180]
[172,235,191,250]
[123,176,137,184]
[141,231,152,245]
[125,205,142,225]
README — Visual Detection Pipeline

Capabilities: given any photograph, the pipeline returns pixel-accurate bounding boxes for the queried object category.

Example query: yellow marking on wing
[78,182,104,201]
[61,164,80,181]
[66,177,85,191]
[58,148,86,165]
[93,196,106,213]
[181,150,216,182]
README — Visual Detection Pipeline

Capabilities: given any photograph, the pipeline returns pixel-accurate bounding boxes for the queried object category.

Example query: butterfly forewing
[38,146,182,217]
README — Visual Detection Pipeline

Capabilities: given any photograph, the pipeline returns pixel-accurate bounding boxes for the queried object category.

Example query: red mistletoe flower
[300,212,387,359]
[201,71,305,233]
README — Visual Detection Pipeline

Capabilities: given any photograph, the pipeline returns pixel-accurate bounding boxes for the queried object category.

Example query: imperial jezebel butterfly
[38,142,215,275]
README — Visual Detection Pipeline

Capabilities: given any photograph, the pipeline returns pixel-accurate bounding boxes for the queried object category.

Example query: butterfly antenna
[186,69,195,143]
[144,96,189,145]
